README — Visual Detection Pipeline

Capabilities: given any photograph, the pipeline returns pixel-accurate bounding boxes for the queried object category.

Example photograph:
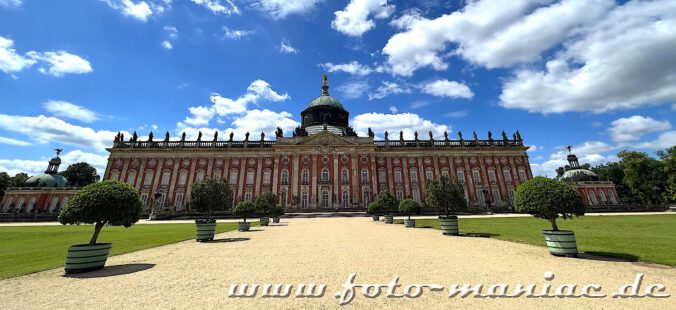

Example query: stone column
[311,154,317,209]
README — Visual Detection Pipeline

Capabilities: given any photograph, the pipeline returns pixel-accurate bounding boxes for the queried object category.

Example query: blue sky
[0,0,674,177]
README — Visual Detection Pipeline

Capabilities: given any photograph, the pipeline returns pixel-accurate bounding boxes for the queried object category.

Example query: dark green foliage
[189,178,233,220]
[398,199,421,219]
[425,176,467,217]
[9,173,28,187]
[375,191,398,215]
[658,146,676,202]
[58,180,142,245]
[617,150,666,204]
[254,191,276,216]
[233,201,255,222]
[592,162,636,203]
[270,204,285,217]
[514,177,585,231]
[367,202,381,215]
[0,172,9,200]
[59,162,100,187]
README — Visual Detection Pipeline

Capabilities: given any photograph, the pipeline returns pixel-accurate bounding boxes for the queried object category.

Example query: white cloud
[227,109,299,138]
[332,0,395,37]
[0,0,22,8]
[0,136,31,146]
[161,40,173,49]
[608,115,671,143]
[102,0,154,22]
[0,114,123,150]
[319,61,381,76]
[181,79,290,126]
[279,38,298,54]
[351,112,449,140]
[530,141,617,177]
[444,111,467,118]
[163,25,178,39]
[191,0,239,15]
[250,0,321,19]
[382,0,613,76]
[634,131,676,149]
[43,100,99,123]
[500,0,676,113]
[0,36,36,74]
[420,79,473,99]
[336,80,369,99]
[388,106,398,113]
[223,27,254,40]
[368,81,410,100]
[0,150,108,177]
[27,51,93,77]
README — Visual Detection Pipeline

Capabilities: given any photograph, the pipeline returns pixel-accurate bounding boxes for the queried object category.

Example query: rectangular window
[425,170,433,181]
[472,170,481,184]
[488,170,496,183]
[441,170,449,178]
[141,194,148,207]
[410,171,418,185]
[175,193,183,210]
[246,171,254,185]
[519,170,527,182]
[396,190,404,201]
[161,172,170,186]
[457,170,465,184]
[245,192,252,201]
[395,171,402,183]
[378,170,386,184]
[492,189,501,206]
[263,170,271,185]
[503,170,512,183]
[229,172,238,185]
[412,190,420,203]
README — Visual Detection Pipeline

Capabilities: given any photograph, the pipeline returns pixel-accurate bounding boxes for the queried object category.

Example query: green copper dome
[307,95,345,110]
[559,169,600,182]
[25,174,69,187]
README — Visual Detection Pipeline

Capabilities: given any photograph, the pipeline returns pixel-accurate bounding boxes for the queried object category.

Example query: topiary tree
[190,178,233,221]
[398,199,421,220]
[58,180,142,245]
[254,191,276,217]
[367,202,381,215]
[514,177,586,231]
[234,200,256,222]
[426,176,467,217]
[375,191,398,215]
[270,204,285,218]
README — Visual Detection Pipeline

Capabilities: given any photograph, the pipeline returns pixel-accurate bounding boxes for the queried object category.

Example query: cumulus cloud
[351,112,449,139]
[530,141,617,177]
[0,150,108,177]
[608,115,671,143]
[43,101,99,123]
[419,79,473,99]
[161,40,173,49]
[191,0,239,15]
[0,36,36,74]
[336,80,369,99]
[101,0,154,22]
[0,136,31,146]
[181,79,290,126]
[368,81,411,100]
[223,27,254,39]
[634,131,676,149]
[382,0,613,76]
[250,0,322,19]
[279,38,298,54]
[500,0,676,113]
[318,61,382,76]
[27,51,93,77]
[332,0,395,37]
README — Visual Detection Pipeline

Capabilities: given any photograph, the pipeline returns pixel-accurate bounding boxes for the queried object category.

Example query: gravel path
[1,217,673,309]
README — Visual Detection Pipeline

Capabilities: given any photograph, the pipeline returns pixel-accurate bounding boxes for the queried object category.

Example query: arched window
[301,191,308,209]
[281,169,289,184]
[503,169,512,183]
[126,170,137,186]
[588,191,598,205]
[229,170,238,185]
[361,169,369,183]
[179,170,188,186]
[246,170,254,185]
[322,191,329,208]
[280,191,287,207]
[161,170,170,186]
[26,197,36,213]
[472,169,481,184]
[342,191,349,208]
[60,197,69,211]
[49,197,59,212]
[410,170,418,184]
[263,170,271,185]
[196,170,205,182]
[144,171,154,186]
[341,168,349,184]
[518,168,527,182]
[245,192,253,201]
[110,170,120,181]
[441,170,449,178]
[16,197,25,212]
[456,169,465,184]
[425,170,433,181]
[488,169,497,183]
[321,168,329,182]
[394,170,402,183]
[301,169,309,184]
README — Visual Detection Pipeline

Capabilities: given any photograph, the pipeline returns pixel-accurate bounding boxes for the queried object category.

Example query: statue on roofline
[261,132,265,141]
[502,131,508,141]
[458,131,463,140]
[148,131,154,142]
[400,131,404,141]
[384,131,389,141]
[181,132,186,141]
[429,131,433,140]
[473,131,478,141]
[197,131,202,141]
[214,131,218,141]
[133,131,138,142]
[414,131,418,140]
[444,131,448,140]
[245,132,250,141]
[275,127,283,137]
[165,131,170,142]
[367,127,374,138]
[229,132,234,141]
[487,131,492,140]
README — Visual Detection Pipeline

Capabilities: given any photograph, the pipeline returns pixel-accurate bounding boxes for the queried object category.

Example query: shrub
[514,177,586,231]
[233,201,255,222]
[189,178,233,220]
[270,204,285,218]
[375,191,398,215]
[254,191,276,216]
[58,180,142,245]
[425,176,467,217]
[398,199,421,220]
[367,202,381,215]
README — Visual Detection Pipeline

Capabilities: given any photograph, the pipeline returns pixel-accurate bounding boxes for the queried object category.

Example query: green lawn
[0,222,257,279]
[395,215,676,266]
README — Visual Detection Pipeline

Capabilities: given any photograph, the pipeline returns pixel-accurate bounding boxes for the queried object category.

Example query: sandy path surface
[1,217,673,309]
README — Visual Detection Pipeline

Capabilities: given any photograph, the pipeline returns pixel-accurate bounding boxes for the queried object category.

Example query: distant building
[1,150,79,215]
[102,75,533,213]
[556,149,620,207]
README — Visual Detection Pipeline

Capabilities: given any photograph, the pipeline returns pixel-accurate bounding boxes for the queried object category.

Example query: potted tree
[426,176,467,235]
[367,202,381,221]
[57,180,142,274]
[514,177,586,257]
[399,199,421,228]
[254,191,276,226]
[270,204,285,223]
[234,200,255,231]
[190,178,233,242]
[376,191,398,224]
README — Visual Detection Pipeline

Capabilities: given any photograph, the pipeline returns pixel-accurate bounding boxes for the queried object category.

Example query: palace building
[556,149,621,207]
[102,75,533,213]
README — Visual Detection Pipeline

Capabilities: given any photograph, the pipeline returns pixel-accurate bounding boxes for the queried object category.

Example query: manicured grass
[395,215,676,266]
[0,222,257,279]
